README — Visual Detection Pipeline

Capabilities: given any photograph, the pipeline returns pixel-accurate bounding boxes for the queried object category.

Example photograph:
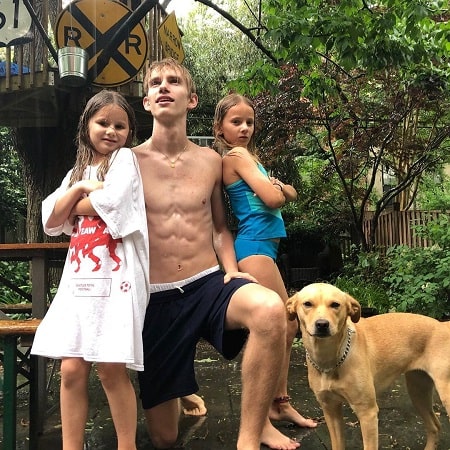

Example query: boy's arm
[211,163,257,283]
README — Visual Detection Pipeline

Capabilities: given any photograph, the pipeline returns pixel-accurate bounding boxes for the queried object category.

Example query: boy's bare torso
[134,141,222,283]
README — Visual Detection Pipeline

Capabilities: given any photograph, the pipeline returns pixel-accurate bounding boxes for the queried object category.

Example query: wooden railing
[363,210,443,252]
[0,0,53,92]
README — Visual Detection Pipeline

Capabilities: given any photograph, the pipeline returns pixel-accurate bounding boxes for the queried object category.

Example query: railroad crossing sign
[55,0,148,87]
[158,12,185,64]
[0,0,33,46]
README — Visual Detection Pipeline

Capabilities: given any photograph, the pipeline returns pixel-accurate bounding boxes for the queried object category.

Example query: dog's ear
[286,294,299,321]
[347,294,361,323]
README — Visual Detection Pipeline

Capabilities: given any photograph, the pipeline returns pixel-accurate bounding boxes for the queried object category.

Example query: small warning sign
[158,12,185,64]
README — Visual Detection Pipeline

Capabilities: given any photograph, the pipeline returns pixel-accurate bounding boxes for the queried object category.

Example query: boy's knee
[144,404,179,449]
[251,290,287,332]
[152,436,178,449]
[148,428,178,449]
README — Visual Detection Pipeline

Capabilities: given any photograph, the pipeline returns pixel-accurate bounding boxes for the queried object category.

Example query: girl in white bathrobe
[31,90,149,450]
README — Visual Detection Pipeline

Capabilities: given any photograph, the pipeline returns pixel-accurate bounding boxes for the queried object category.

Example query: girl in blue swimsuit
[214,94,317,436]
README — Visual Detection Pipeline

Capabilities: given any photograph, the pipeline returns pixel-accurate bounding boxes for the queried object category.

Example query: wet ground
[5,338,450,449]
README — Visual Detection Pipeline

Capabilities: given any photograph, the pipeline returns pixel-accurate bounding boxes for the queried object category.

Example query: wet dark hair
[69,90,136,186]
[213,93,257,157]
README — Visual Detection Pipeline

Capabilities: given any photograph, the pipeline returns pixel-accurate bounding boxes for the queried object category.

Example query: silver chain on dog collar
[305,327,355,373]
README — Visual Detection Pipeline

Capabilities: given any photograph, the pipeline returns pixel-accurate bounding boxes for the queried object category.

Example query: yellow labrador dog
[286,282,450,450]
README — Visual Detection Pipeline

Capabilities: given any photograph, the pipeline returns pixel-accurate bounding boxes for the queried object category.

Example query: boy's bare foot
[270,396,317,428]
[180,394,207,416]
[261,420,300,450]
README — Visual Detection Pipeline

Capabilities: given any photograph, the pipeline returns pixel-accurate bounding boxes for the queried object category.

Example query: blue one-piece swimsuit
[225,163,286,261]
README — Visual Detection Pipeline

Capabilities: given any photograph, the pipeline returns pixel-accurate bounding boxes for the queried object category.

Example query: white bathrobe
[31,148,149,371]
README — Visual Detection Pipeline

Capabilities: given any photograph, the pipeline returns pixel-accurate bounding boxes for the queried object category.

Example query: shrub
[0,261,31,304]
[333,275,388,312]
[333,215,450,318]
[332,251,391,312]
[382,214,450,318]
[383,245,450,318]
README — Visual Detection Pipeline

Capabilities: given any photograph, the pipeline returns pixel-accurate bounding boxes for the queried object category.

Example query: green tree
[414,170,450,210]
[229,0,450,250]
[180,0,261,135]
[258,0,449,82]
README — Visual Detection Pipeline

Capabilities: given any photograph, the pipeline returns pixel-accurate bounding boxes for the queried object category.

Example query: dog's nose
[315,319,330,336]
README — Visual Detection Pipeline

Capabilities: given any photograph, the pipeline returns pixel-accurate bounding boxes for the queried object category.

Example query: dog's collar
[305,327,355,373]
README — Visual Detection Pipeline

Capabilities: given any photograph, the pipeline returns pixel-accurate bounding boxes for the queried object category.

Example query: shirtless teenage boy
[133,58,300,450]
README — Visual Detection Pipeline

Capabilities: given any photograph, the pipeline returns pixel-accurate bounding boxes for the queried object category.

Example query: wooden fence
[363,210,443,252]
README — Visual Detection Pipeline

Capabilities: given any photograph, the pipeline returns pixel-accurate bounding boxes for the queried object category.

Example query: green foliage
[228,60,283,97]
[291,337,304,349]
[234,9,450,249]
[259,0,449,95]
[333,276,388,312]
[330,215,450,317]
[180,1,261,135]
[415,171,450,210]
[415,214,450,250]
[383,245,450,318]
[0,128,26,229]
[181,1,450,252]
[281,155,352,240]
[383,215,450,318]
[333,251,391,312]
[0,261,31,304]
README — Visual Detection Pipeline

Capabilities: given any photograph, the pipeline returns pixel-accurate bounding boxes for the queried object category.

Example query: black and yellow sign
[158,12,185,64]
[55,0,148,87]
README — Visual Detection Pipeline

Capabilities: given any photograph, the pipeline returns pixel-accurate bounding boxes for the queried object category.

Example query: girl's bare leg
[269,316,317,428]
[97,363,137,450]
[60,357,91,450]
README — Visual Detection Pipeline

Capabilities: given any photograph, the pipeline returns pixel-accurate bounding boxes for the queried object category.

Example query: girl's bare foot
[180,394,207,416]
[270,396,317,428]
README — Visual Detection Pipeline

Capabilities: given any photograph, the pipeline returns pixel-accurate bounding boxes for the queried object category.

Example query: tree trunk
[13,91,85,242]
[14,125,70,242]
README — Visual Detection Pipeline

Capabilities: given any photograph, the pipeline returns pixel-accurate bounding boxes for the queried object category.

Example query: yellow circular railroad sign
[55,0,148,87]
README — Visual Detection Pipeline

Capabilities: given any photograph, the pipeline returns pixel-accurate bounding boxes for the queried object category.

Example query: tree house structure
[0,0,167,134]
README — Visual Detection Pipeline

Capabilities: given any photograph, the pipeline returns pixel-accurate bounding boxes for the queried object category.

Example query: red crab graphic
[69,216,122,273]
